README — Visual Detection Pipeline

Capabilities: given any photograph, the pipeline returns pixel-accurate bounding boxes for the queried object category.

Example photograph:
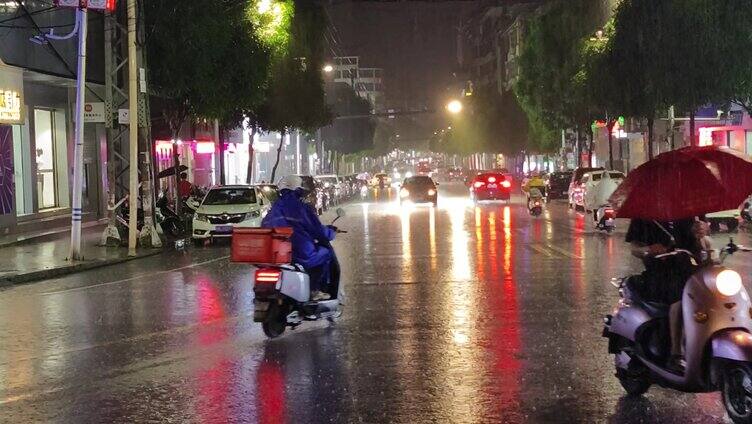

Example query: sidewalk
[0,225,162,287]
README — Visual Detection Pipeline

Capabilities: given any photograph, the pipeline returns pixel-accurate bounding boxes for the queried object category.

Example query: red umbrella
[609,146,752,220]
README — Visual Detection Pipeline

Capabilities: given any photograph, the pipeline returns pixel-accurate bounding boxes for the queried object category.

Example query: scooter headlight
[400,188,410,198]
[717,270,742,297]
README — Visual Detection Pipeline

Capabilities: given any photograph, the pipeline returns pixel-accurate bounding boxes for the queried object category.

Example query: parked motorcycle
[156,191,185,238]
[594,205,616,233]
[252,208,347,338]
[603,241,752,423]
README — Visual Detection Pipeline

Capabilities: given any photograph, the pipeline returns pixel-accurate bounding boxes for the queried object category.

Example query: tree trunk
[587,127,594,167]
[246,125,256,184]
[607,120,615,170]
[217,121,225,185]
[171,123,182,216]
[647,116,655,160]
[689,110,696,147]
[270,128,285,183]
[573,127,582,167]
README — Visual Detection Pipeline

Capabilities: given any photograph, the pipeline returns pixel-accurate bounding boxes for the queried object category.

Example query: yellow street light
[446,99,463,114]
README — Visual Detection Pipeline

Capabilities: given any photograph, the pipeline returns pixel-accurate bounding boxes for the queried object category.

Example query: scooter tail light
[255,269,281,284]
[501,180,511,188]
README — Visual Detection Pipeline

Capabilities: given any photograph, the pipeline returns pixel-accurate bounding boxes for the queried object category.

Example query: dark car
[470,172,512,202]
[447,167,465,182]
[399,175,438,206]
[568,167,604,209]
[546,171,573,200]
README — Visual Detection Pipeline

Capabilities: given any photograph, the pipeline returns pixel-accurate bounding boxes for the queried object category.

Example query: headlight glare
[717,270,743,297]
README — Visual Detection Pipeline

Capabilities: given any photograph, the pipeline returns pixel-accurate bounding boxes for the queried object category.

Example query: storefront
[0,60,105,235]
[699,125,751,154]
[0,61,24,232]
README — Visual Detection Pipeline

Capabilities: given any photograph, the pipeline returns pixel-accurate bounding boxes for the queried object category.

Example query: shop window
[747,131,752,156]
[34,109,57,209]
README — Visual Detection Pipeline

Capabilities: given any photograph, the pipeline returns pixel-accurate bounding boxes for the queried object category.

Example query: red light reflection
[256,360,286,424]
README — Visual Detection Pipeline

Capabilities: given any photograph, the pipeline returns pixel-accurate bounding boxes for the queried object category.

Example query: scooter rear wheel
[723,363,752,423]
[262,303,287,339]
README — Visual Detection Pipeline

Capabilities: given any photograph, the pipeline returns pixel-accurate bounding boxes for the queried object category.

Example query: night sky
[325,0,540,142]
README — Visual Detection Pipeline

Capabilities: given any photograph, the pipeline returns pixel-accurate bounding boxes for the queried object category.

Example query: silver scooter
[603,241,752,423]
[252,209,346,338]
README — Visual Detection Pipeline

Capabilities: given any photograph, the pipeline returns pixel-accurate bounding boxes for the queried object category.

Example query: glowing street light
[323,64,334,73]
[446,99,463,114]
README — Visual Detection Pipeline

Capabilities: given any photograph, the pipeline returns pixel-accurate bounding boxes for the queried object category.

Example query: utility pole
[69,7,88,260]
[126,0,138,255]
[101,0,159,249]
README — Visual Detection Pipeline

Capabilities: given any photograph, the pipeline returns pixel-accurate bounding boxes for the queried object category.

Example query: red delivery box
[231,227,293,264]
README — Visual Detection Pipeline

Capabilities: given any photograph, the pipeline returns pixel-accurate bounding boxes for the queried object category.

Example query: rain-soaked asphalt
[2,183,752,423]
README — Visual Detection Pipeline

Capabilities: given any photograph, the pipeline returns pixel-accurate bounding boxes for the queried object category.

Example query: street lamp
[323,64,334,73]
[446,99,463,114]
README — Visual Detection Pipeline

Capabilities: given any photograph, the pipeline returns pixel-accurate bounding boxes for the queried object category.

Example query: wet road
[1,183,751,423]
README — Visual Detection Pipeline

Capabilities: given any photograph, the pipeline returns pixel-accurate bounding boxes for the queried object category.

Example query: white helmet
[277,175,305,192]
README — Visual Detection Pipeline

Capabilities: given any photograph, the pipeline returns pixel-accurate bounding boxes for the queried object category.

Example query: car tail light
[501,180,511,188]
[255,269,281,284]
[488,176,497,183]
[473,181,485,188]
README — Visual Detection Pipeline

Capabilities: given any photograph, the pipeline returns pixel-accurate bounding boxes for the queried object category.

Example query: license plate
[216,225,233,233]
[487,184,498,189]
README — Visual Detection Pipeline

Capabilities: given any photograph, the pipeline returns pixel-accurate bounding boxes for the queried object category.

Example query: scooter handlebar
[654,249,694,259]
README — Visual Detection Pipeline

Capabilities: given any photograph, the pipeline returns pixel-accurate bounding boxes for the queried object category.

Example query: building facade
[332,56,384,112]
[0,3,107,235]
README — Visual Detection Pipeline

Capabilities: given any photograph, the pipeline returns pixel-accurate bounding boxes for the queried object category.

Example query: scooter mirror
[336,208,346,218]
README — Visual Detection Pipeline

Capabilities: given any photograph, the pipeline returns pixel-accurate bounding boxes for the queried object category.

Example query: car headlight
[394,172,401,180]
[400,188,410,198]
[405,172,413,178]
[427,189,436,196]
[195,213,208,222]
[717,270,742,296]
[246,210,261,220]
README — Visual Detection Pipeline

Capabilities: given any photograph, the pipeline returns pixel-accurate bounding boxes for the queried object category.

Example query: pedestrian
[178,172,193,200]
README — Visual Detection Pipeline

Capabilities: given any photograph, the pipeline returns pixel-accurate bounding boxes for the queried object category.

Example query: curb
[0,248,163,287]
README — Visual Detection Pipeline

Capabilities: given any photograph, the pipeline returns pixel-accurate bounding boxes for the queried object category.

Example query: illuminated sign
[0,90,20,123]
[195,141,215,154]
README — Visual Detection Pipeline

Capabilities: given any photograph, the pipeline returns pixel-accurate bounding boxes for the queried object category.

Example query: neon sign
[0,90,21,123]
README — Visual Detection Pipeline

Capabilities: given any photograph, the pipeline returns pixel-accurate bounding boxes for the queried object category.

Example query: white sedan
[192,185,271,245]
